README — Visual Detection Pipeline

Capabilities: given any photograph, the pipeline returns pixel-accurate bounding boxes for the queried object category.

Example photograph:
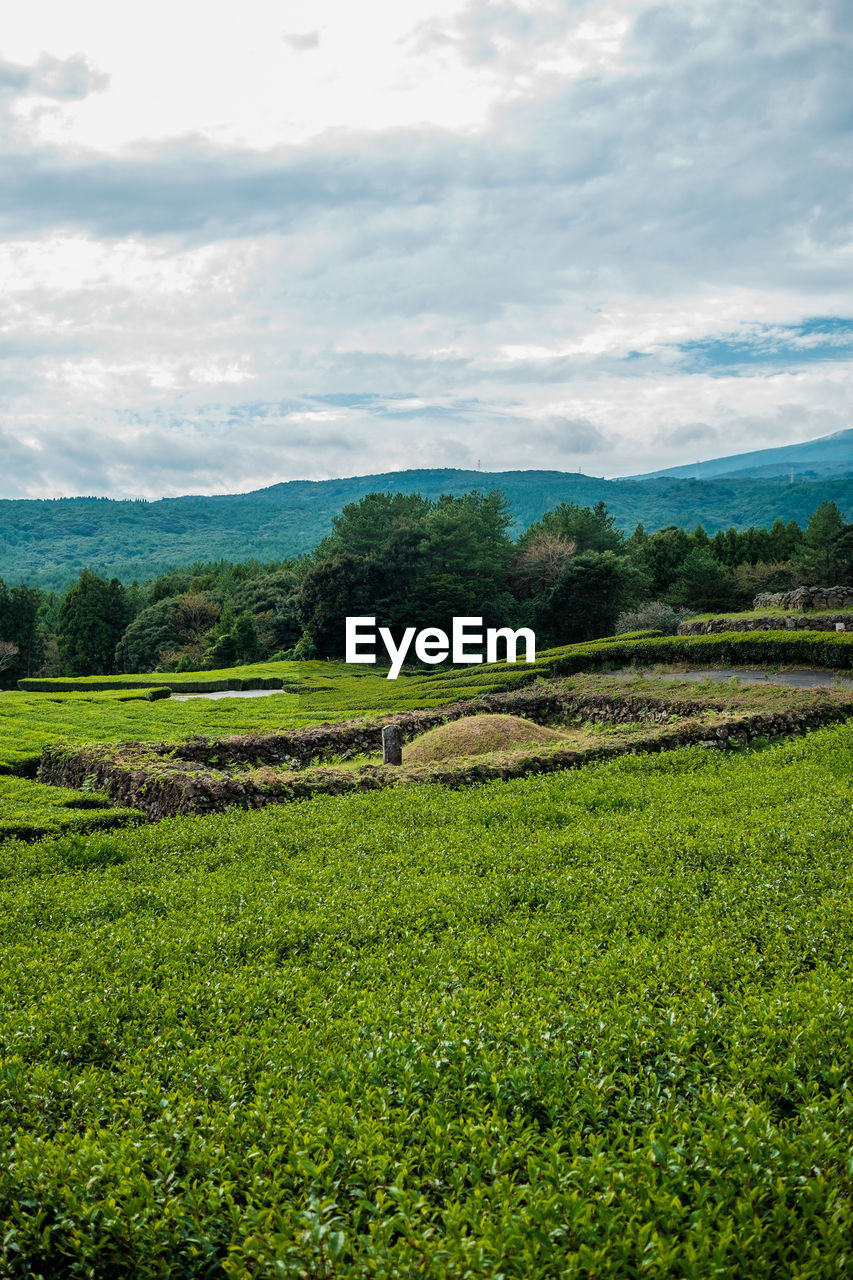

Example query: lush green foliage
[0,775,142,840]
[4,485,852,680]
[0,684,299,774]
[2,468,850,590]
[4,632,852,836]
[0,726,850,1274]
[7,628,853,767]
[58,569,129,676]
[297,490,516,654]
[0,579,44,685]
[518,499,625,554]
[531,629,853,678]
[796,499,853,583]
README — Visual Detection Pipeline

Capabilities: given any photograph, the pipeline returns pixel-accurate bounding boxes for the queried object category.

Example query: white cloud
[0,0,851,498]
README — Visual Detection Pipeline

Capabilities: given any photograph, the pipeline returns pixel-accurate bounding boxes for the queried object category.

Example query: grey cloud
[527,416,611,454]
[0,62,29,96]
[657,422,720,448]
[0,52,109,101]
[282,31,320,51]
[0,428,49,481]
[3,1,853,496]
[405,2,595,68]
[1,381,849,498]
[31,53,110,99]
[1,0,849,320]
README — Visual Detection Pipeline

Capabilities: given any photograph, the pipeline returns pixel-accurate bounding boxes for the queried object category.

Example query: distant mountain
[1,467,851,590]
[623,428,853,481]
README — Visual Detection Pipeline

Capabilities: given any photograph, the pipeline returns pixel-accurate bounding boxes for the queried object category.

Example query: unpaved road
[611,666,853,690]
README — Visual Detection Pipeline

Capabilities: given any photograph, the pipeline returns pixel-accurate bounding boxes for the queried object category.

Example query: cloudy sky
[1,0,851,498]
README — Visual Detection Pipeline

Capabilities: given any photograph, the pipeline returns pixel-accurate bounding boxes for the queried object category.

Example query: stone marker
[382,724,403,765]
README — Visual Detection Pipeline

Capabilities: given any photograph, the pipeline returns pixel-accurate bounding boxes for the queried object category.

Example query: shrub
[616,601,693,635]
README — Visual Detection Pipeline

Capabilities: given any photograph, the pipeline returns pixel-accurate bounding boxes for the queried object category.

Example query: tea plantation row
[6,629,853,776]
[3,645,849,838]
[0,726,850,1276]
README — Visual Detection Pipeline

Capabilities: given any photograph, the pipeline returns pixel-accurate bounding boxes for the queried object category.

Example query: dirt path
[611,666,853,690]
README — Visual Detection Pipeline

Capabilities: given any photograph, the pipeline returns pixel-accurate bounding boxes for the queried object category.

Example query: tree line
[1,493,851,684]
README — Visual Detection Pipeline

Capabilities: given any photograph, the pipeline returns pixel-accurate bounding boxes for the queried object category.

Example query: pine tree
[795,502,851,585]
[59,570,128,675]
[234,613,261,663]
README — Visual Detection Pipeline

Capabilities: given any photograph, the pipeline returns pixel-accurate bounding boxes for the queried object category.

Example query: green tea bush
[0,726,850,1275]
[0,775,143,841]
[538,628,853,674]
[3,635,851,839]
[53,832,130,869]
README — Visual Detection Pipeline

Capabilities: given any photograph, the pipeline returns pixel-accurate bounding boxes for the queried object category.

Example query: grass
[406,714,582,763]
[0,724,850,1275]
[4,628,853,837]
[686,605,853,622]
[0,687,303,775]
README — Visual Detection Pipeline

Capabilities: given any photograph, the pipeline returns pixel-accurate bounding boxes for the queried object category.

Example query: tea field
[0,723,851,1276]
[3,642,850,837]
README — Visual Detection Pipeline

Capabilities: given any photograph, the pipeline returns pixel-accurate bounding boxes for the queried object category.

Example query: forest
[1,491,852,686]
[2,467,851,590]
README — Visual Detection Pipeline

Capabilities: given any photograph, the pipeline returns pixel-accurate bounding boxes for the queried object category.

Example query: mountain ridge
[2,465,851,590]
[623,428,853,481]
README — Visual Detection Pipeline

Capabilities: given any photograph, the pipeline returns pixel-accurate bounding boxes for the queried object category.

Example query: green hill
[1,468,851,589]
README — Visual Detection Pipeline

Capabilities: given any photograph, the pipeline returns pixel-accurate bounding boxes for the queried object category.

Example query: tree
[534,551,632,647]
[295,553,387,657]
[519,501,624,556]
[639,526,692,597]
[0,640,18,674]
[795,502,853,585]
[232,570,302,656]
[667,549,739,611]
[59,569,129,675]
[296,489,516,651]
[511,534,576,595]
[115,591,222,672]
[0,579,46,686]
[174,592,219,638]
[234,613,261,663]
[320,492,432,559]
[416,492,514,591]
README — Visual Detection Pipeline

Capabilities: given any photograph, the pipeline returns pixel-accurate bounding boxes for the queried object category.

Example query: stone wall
[676,583,853,634]
[753,585,853,611]
[679,613,852,636]
[106,684,717,772]
[38,688,853,822]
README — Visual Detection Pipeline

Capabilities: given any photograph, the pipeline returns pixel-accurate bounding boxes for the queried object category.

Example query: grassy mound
[406,712,566,763]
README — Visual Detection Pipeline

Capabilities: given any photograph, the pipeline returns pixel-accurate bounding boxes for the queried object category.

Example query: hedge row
[536,628,853,675]
[18,676,283,694]
[15,628,853,700]
[0,774,144,841]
